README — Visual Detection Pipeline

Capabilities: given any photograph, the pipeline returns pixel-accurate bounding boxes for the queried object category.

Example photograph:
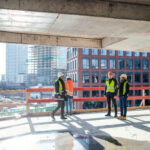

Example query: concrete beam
[0,0,150,21]
[102,37,127,48]
[103,37,150,52]
[0,31,102,48]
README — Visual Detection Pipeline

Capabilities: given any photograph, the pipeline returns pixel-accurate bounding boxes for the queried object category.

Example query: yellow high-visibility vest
[54,80,63,95]
[123,81,128,96]
[106,80,115,93]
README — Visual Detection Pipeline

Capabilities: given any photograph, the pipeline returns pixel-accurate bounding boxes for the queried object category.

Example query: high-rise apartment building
[67,48,150,109]
[6,44,28,85]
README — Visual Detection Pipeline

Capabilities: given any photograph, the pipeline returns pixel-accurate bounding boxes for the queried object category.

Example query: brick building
[67,48,150,109]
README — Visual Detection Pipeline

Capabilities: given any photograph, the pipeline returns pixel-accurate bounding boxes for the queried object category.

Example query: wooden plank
[0,90,25,94]
[0,103,26,107]
[26,91,30,116]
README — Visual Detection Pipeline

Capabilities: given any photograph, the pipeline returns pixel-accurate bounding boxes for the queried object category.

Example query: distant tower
[6,44,28,84]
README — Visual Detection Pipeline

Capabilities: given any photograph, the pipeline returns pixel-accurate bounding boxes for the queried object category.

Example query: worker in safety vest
[118,74,130,120]
[65,76,74,115]
[51,72,67,120]
[104,71,118,117]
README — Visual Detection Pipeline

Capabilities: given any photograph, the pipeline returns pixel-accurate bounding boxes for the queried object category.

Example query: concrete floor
[0,110,150,150]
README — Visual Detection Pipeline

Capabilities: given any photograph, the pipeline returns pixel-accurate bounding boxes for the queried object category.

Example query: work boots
[51,113,55,120]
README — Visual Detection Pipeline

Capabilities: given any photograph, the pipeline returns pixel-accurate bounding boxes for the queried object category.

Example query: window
[135,52,140,57]
[75,73,77,83]
[73,61,74,70]
[92,72,99,83]
[101,59,107,69]
[73,48,77,57]
[135,89,141,96]
[126,59,133,70]
[126,51,132,56]
[129,90,133,96]
[101,49,107,56]
[143,59,148,70]
[92,58,98,69]
[75,48,77,56]
[69,49,72,58]
[75,59,77,70]
[69,62,71,70]
[109,59,115,69]
[82,72,90,83]
[127,72,133,83]
[92,49,98,55]
[68,51,70,59]
[82,58,89,69]
[67,51,69,59]
[113,72,116,78]
[135,59,141,70]
[83,91,90,97]
[101,72,107,83]
[145,90,149,96]
[143,72,149,83]
[71,61,73,70]
[72,48,75,57]
[101,91,105,97]
[144,86,149,96]
[142,52,148,57]
[118,51,124,56]
[67,63,69,71]
[109,50,115,56]
[73,74,75,82]
[92,91,99,97]
[82,48,89,55]
[118,59,124,70]
[135,72,141,83]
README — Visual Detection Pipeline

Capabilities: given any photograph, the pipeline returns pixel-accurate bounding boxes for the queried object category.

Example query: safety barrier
[26,87,150,115]
[0,87,150,118]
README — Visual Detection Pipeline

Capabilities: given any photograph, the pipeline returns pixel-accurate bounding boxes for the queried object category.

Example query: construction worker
[51,72,67,120]
[118,74,130,120]
[104,71,118,117]
[65,76,74,115]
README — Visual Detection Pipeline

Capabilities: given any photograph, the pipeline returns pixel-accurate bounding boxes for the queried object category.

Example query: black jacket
[118,80,130,97]
[104,78,118,97]
[54,78,67,99]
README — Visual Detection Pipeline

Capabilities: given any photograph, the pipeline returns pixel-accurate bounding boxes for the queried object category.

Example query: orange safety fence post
[140,89,145,107]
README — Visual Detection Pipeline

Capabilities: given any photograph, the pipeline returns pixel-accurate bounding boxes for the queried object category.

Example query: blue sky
[0,43,6,79]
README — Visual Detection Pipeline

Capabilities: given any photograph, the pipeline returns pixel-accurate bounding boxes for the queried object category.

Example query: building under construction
[27,46,67,86]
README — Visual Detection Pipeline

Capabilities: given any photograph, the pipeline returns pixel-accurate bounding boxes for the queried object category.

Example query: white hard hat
[58,72,64,78]
[120,74,127,79]
[66,75,70,79]
[66,76,72,80]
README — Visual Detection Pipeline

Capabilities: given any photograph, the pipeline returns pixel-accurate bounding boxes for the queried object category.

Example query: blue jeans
[65,97,72,113]
[119,96,127,117]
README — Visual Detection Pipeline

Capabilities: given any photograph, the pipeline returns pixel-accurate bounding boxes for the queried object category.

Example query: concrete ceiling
[0,0,150,51]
